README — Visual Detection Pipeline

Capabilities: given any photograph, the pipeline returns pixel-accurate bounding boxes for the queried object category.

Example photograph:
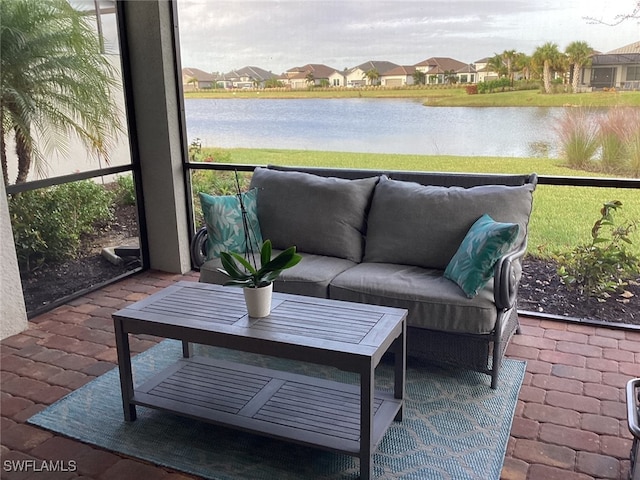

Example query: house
[345,61,400,87]
[473,57,504,83]
[282,64,339,89]
[414,57,473,84]
[379,66,417,87]
[328,69,348,87]
[181,67,215,90]
[221,66,279,89]
[584,41,640,90]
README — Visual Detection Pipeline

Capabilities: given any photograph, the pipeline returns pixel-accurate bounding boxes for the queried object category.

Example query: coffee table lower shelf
[132,355,402,456]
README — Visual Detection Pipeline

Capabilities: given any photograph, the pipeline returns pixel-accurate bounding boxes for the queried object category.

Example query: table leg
[393,319,407,421]
[113,318,136,421]
[182,340,192,358]
[360,363,374,480]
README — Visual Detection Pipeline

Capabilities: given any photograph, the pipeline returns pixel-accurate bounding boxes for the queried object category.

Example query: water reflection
[185,98,569,158]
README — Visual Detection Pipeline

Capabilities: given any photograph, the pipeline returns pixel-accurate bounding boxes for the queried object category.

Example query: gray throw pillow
[364,176,535,270]
[250,168,379,262]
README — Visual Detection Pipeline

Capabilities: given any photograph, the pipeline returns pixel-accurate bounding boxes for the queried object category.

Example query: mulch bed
[519,257,639,326]
[17,204,640,326]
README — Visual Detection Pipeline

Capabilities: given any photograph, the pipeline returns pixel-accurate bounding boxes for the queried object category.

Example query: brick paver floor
[2,269,639,480]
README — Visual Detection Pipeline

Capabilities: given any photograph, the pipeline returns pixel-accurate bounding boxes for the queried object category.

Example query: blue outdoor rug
[28,340,525,480]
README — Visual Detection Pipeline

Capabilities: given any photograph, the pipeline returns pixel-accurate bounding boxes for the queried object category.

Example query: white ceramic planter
[243,283,273,318]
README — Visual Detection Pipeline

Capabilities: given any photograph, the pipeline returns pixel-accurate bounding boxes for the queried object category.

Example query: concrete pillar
[120,0,191,273]
[1,181,28,340]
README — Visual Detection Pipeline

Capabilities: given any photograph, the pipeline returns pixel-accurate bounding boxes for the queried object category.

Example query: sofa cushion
[200,251,356,298]
[329,262,498,335]
[250,168,378,262]
[198,189,263,260]
[364,176,534,270]
[444,214,519,298]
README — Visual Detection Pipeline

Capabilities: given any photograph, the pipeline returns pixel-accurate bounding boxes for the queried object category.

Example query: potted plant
[217,240,302,317]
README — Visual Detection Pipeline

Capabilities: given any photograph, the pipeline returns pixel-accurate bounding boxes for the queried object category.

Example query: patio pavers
[1,269,639,480]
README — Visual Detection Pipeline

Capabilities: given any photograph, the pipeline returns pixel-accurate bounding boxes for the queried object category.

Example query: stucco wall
[1,181,28,340]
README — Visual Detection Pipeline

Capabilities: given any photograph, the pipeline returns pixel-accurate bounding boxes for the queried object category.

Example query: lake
[184,98,568,158]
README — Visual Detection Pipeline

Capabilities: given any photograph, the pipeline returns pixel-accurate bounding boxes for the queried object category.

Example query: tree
[1,0,122,185]
[565,41,593,93]
[487,54,507,78]
[501,49,518,85]
[412,70,426,85]
[305,72,315,86]
[443,70,458,84]
[515,53,532,81]
[363,69,380,86]
[532,42,564,94]
[585,1,640,25]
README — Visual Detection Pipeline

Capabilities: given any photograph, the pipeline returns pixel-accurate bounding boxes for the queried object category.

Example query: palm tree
[363,69,380,86]
[305,72,315,86]
[565,41,593,93]
[501,49,517,85]
[487,54,507,78]
[443,70,458,85]
[515,53,532,81]
[1,0,122,185]
[412,70,426,85]
[532,42,564,94]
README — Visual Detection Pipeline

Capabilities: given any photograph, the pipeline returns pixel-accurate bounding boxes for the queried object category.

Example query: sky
[175,0,640,74]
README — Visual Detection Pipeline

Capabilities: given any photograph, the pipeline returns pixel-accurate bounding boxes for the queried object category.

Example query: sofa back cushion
[250,167,378,262]
[364,176,535,270]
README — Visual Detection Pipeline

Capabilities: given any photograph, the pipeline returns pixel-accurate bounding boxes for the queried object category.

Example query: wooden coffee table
[113,281,407,480]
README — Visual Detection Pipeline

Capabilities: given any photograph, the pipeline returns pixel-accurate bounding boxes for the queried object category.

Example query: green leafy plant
[9,181,113,271]
[113,174,136,206]
[555,200,639,299]
[217,240,302,288]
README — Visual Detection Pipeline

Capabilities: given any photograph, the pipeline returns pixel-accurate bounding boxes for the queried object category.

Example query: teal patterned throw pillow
[444,214,520,298]
[198,189,263,260]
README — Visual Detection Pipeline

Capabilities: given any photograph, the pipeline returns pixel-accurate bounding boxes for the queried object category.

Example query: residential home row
[182,41,640,91]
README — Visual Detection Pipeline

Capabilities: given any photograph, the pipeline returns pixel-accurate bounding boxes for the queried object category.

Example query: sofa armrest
[190,226,208,269]
[493,242,527,310]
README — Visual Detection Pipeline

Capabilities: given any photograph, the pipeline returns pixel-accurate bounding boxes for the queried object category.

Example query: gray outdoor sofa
[191,165,538,388]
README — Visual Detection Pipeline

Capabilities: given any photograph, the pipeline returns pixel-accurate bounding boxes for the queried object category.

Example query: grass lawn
[186,87,640,107]
[194,147,640,258]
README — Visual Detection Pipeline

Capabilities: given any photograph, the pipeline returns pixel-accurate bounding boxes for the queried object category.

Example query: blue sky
[175,0,639,74]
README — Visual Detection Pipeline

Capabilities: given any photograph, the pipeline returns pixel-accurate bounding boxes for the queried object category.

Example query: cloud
[176,0,640,73]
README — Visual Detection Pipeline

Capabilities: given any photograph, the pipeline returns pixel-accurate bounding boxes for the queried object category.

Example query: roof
[414,57,469,73]
[592,42,640,66]
[226,66,278,81]
[606,41,640,54]
[285,64,338,79]
[382,65,417,76]
[592,53,640,65]
[354,61,401,75]
[182,67,214,81]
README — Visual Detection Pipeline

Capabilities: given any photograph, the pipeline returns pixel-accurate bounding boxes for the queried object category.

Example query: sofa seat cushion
[364,176,534,270]
[200,251,356,298]
[250,167,378,262]
[329,263,498,335]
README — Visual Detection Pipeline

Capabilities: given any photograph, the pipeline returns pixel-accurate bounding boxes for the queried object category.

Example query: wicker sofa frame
[191,165,537,388]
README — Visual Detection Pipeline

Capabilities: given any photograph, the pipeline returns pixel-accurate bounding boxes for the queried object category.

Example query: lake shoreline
[184,87,640,107]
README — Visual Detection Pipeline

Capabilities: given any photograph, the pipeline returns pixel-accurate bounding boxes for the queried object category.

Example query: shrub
[598,107,632,173]
[556,108,599,169]
[628,129,640,178]
[555,200,639,299]
[9,181,114,271]
[465,84,478,95]
[191,169,252,227]
[113,174,136,206]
